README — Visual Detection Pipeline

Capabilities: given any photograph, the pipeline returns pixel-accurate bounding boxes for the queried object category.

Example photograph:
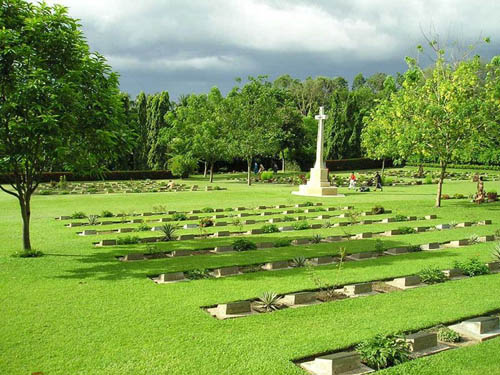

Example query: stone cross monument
[293,106,340,197]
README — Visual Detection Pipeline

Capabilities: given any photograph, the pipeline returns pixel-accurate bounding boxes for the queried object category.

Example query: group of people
[253,161,279,175]
[348,171,383,191]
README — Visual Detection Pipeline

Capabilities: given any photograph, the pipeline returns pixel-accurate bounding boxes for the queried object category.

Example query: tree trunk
[281,151,285,173]
[203,161,207,178]
[247,160,252,186]
[418,164,424,178]
[209,162,214,183]
[435,161,446,207]
[19,193,32,251]
[381,159,385,178]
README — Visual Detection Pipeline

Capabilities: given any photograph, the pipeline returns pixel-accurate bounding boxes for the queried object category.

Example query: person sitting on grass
[475,176,485,204]
[374,172,383,191]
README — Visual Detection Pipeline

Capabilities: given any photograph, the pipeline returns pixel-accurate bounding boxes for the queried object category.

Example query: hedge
[0,170,173,184]
[325,158,393,171]
[405,162,500,171]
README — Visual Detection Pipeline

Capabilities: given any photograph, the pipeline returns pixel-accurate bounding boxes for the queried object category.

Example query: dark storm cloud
[43,0,500,100]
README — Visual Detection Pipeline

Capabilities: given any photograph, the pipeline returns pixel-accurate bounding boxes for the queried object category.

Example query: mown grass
[1,170,500,374]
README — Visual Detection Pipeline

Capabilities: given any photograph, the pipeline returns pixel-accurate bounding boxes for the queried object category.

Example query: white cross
[314,106,328,168]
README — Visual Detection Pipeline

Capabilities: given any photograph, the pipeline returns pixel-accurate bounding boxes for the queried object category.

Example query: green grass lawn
[1,170,500,374]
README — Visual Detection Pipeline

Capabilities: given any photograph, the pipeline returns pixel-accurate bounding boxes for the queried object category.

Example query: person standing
[253,161,259,175]
[349,172,357,190]
[374,172,383,191]
[272,161,279,174]
[475,176,485,204]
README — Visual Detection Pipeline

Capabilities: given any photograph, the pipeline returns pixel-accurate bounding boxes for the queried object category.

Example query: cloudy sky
[43,0,500,100]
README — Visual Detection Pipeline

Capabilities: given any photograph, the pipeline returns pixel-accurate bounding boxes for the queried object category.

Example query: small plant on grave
[282,215,295,222]
[116,235,141,245]
[437,326,461,343]
[418,267,446,284]
[356,333,411,370]
[293,221,310,231]
[261,224,279,233]
[101,210,114,218]
[160,223,179,241]
[304,201,314,207]
[468,234,480,245]
[291,256,308,268]
[374,239,384,252]
[145,244,160,255]
[322,221,334,229]
[407,244,422,252]
[273,238,292,247]
[87,215,99,225]
[398,226,416,235]
[371,205,385,215]
[232,238,257,252]
[495,229,500,240]
[152,205,167,213]
[224,207,234,212]
[201,207,214,213]
[71,211,87,219]
[172,213,188,221]
[135,222,152,232]
[492,242,500,261]
[11,249,44,258]
[38,190,52,195]
[185,269,212,280]
[231,218,244,232]
[393,214,408,222]
[199,217,214,228]
[449,221,458,228]
[345,210,360,225]
[453,258,489,277]
[311,234,322,244]
[253,291,283,313]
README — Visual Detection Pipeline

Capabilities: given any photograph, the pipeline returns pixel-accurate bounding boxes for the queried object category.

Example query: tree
[366,72,388,93]
[352,73,366,90]
[134,91,148,169]
[146,91,172,170]
[225,76,281,185]
[363,49,493,207]
[0,0,128,250]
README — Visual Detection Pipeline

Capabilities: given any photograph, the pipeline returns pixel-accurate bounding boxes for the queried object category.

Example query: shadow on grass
[52,236,461,282]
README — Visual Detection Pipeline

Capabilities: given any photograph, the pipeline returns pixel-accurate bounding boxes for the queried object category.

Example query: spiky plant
[311,234,322,243]
[291,256,307,268]
[87,214,99,225]
[468,234,480,245]
[254,291,283,312]
[160,223,179,241]
[492,242,500,261]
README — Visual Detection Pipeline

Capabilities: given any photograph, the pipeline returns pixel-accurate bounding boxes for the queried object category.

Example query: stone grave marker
[215,222,227,227]
[243,220,256,225]
[381,218,396,223]
[383,229,400,236]
[387,275,422,289]
[349,252,375,260]
[269,218,282,223]
[325,236,342,242]
[98,239,117,246]
[178,234,195,240]
[384,247,409,255]
[355,232,372,239]
[405,331,450,357]
[118,228,133,233]
[436,224,451,230]
[421,243,440,250]
[216,301,251,317]
[456,222,472,227]
[343,283,373,296]
[449,239,468,247]
[213,245,234,253]
[487,262,500,272]
[213,231,230,238]
[247,229,262,235]
[158,272,185,283]
[262,261,289,270]
[310,224,322,229]
[450,316,500,341]
[183,224,198,229]
[279,226,294,232]
[479,220,492,225]
[311,256,336,265]
[123,253,144,261]
[213,266,240,278]
[442,268,464,278]
[282,292,317,306]
[479,235,495,242]
[292,238,309,245]
[80,229,97,236]
[170,250,191,257]
[301,351,374,375]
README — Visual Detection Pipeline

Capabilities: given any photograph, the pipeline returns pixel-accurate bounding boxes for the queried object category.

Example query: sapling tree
[0,0,128,250]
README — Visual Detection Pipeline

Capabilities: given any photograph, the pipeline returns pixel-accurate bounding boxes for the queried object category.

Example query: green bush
[117,235,140,245]
[38,190,52,195]
[453,258,489,276]
[293,221,310,230]
[172,213,188,221]
[437,326,461,343]
[393,214,408,222]
[168,155,197,178]
[185,269,212,280]
[135,223,152,232]
[101,210,114,218]
[232,238,257,252]
[199,217,214,228]
[371,205,385,215]
[71,211,87,219]
[273,238,292,247]
[201,207,214,213]
[374,239,384,252]
[282,216,294,222]
[160,223,179,241]
[424,175,433,184]
[398,226,416,235]
[356,333,411,370]
[418,267,446,284]
[261,224,279,233]
[261,171,273,181]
